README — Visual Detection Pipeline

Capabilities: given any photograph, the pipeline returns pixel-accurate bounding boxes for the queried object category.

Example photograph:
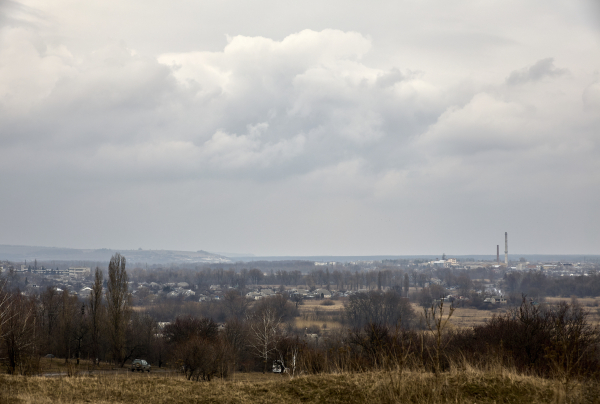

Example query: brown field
[1,367,597,404]
[544,297,600,306]
[300,299,346,310]
[544,297,600,325]
[294,318,344,331]
[295,299,345,331]
[446,306,505,329]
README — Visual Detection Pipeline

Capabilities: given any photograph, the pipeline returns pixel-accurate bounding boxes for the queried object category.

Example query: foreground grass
[1,368,599,404]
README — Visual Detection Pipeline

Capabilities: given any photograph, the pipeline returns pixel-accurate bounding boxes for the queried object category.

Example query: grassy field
[36,358,116,375]
[1,367,598,404]
[296,298,507,331]
[295,295,600,332]
[295,299,345,331]
[447,306,504,329]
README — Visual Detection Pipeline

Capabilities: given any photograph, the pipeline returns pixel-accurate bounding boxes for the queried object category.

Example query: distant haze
[1,244,597,266]
[0,245,229,265]
[0,1,599,256]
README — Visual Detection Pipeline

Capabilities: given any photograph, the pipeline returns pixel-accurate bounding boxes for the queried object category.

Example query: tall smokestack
[504,232,508,266]
[497,245,499,263]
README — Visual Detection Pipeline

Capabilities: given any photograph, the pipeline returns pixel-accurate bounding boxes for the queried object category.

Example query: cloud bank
[0,1,599,255]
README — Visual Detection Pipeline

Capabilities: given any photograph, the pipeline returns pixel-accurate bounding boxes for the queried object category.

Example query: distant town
[2,253,598,308]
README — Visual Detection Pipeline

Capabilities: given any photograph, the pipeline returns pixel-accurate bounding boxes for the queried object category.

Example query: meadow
[1,365,599,404]
[294,295,600,332]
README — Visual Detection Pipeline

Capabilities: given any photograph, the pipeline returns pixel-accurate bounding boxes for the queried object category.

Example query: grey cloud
[376,68,404,88]
[506,58,568,86]
[582,81,600,111]
[1,1,599,255]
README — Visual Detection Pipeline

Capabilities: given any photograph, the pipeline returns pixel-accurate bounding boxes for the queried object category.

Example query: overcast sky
[1,0,599,256]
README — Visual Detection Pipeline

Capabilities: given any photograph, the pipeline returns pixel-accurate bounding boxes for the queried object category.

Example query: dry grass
[544,297,599,306]
[294,318,343,330]
[295,299,345,331]
[447,306,507,329]
[412,303,504,330]
[1,367,597,404]
[300,299,346,311]
[34,358,116,374]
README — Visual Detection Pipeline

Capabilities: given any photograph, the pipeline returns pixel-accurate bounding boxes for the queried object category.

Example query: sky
[0,0,599,256]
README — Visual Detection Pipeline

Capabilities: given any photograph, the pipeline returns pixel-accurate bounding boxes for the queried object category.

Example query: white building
[69,267,91,279]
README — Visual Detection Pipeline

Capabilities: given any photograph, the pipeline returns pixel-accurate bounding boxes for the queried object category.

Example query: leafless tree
[73,302,89,365]
[88,267,103,365]
[1,293,36,374]
[38,286,61,357]
[544,300,599,397]
[248,308,281,373]
[106,253,130,366]
[0,280,11,339]
[222,290,250,320]
[58,289,77,363]
[175,336,232,381]
[121,312,156,366]
[223,318,249,371]
[423,299,455,376]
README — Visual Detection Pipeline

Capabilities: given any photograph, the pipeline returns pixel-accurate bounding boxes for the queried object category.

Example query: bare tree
[248,308,281,373]
[38,286,60,356]
[544,300,599,397]
[58,289,77,363]
[223,318,249,371]
[0,280,11,339]
[1,293,36,374]
[88,267,103,366]
[106,253,130,366]
[248,269,263,285]
[423,299,455,376]
[222,290,250,320]
[121,312,156,366]
[73,302,88,365]
[345,290,415,329]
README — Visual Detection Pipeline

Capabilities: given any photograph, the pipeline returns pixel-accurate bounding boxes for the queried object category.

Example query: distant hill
[0,245,231,264]
[1,245,596,265]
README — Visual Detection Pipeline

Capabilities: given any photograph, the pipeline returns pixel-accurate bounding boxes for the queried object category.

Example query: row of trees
[0,253,157,373]
[504,271,600,298]
[124,264,489,294]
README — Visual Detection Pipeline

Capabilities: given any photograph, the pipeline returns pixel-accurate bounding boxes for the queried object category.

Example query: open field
[300,299,346,311]
[295,299,345,331]
[296,298,508,331]
[544,297,600,306]
[447,306,506,329]
[545,297,600,325]
[1,368,598,404]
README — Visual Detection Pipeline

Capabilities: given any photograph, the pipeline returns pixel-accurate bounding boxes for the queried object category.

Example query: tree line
[1,253,599,387]
[0,253,157,373]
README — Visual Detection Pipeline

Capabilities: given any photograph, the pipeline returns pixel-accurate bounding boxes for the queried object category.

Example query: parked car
[272,360,286,374]
[131,359,151,372]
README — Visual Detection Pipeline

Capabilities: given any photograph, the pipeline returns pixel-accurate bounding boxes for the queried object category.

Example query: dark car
[131,359,151,372]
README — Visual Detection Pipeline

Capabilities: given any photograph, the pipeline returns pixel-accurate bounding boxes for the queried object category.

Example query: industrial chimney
[497,245,499,263]
[504,232,508,266]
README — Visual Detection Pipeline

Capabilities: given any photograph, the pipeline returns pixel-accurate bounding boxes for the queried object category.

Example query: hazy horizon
[1,244,598,265]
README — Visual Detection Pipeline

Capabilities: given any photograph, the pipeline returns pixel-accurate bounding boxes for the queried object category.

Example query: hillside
[0,245,230,264]
[1,369,597,404]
